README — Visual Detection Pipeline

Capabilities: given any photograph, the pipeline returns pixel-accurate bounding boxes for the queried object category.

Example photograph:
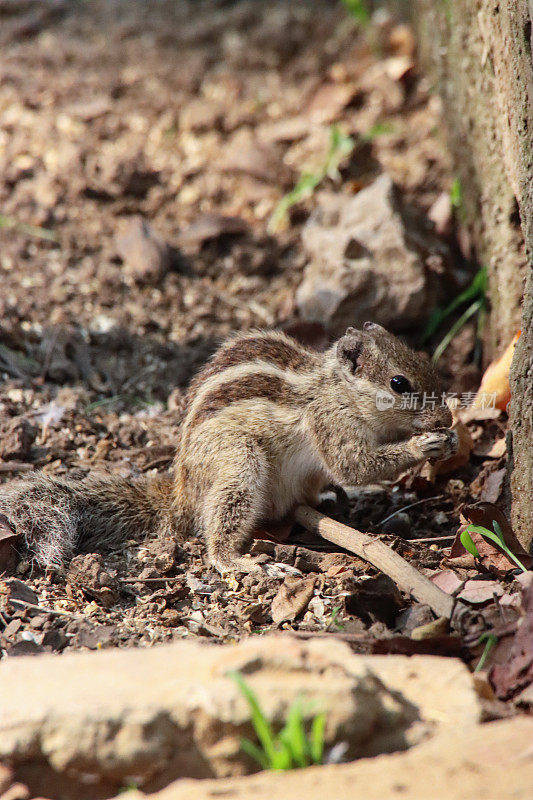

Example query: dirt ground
[0,0,521,682]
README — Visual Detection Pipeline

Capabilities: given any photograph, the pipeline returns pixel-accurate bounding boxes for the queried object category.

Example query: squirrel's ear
[363,321,386,334]
[336,330,365,373]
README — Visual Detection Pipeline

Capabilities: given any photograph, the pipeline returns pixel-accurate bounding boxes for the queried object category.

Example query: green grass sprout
[0,214,58,242]
[361,121,396,141]
[474,632,498,672]
[460,520,528,573]
[229,671,326,771]
[422,266,487,363]
[340,0,371,26]
[268,125,355,233]
[449,176,463,216]
[328,606,345,631]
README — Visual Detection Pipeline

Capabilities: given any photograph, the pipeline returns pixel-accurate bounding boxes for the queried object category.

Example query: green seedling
[422,266,487,363]
[361,121,396,141]
[460,520,528,573]
[328,605,345,631]
[340,0,371,26]
[268,121,396,234]
[118,783,139,794]
[449,176,463,216]
[0,214,57,242]
[268,125,355,233]
[229,671,326,771]
[474,632,498,673]
[85,392,157,414]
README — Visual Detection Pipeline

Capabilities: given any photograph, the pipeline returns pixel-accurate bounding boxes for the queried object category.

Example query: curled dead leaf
[473,331,521,412]
[490,580,533,700]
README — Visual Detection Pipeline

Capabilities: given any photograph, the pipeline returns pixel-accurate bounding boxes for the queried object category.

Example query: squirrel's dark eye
[390,375,412,394]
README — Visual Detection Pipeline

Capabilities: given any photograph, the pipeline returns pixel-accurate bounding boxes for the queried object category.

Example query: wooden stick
[294,504,455,619]
[0,462,34,473]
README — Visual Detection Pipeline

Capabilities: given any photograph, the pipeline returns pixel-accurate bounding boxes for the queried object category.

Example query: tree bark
[413,0,533,549]
[510,268,533,551]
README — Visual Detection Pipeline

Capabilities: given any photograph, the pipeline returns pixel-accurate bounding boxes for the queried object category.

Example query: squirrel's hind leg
[201,445,300,577]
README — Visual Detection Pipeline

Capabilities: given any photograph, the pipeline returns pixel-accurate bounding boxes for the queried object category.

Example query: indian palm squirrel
[0,323,458,575]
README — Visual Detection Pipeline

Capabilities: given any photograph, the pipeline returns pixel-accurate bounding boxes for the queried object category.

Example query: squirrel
[0,323,457,576]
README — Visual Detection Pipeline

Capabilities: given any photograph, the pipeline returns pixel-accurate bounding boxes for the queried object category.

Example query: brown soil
[0,0,510,660]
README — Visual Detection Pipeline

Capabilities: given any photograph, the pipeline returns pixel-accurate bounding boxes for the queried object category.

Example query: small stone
[2,619,22,639]
[42,628,68,652]
[396,604,434,635]
[5,579,38,606]
[0,418,36,461]
[161,609,181,628]
[67,554,118,608]
[7,640,44,657]
[381,512,411,537]
[116,216,173,285]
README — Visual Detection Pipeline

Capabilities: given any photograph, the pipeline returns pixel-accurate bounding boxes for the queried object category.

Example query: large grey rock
[296,174,451,335]
[0,636,480,797]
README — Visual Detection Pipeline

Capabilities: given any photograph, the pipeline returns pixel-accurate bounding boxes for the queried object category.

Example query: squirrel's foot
[262,561,302,578]
[212,554,302,579]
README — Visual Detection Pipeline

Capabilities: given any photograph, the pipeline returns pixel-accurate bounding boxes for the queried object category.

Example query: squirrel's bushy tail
[0,472,175,569]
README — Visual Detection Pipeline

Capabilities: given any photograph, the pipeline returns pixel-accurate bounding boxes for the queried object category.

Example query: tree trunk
[510,265,533,550]
[413,0,533,550]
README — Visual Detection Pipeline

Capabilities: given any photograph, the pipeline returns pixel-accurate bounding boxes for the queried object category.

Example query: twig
[379,495,444,526]
[408,535,456,544]
[294,505,456,619]
[120,576,183,584]
[7,598,79,618]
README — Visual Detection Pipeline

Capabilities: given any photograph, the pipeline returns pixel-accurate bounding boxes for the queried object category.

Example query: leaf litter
[0,0,530,714]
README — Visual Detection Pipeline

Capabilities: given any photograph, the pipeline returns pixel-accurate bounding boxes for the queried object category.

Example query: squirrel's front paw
[415,429,458,462]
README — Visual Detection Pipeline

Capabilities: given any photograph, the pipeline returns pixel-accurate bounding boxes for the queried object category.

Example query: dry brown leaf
[383,55,415,81]
[428,191,452,236]
[430,569,463,595]
[0,515,21,573]
[307,82,358,123]
[457,579,504,604]
[491,580,533,700]
[410,617,448,640]
[480,468,506,503]
[485,437,507,459]
[271,576,316,625]
[473,436,507,459]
